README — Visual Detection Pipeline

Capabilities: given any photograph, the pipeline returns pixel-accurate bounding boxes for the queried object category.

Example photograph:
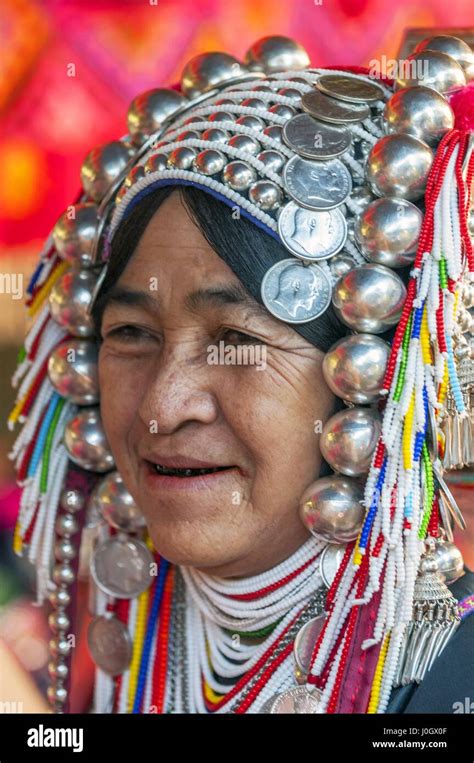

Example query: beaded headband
[8,33,474,713]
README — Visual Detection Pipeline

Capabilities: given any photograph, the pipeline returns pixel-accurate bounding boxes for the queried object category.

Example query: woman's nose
[137,343,218,435]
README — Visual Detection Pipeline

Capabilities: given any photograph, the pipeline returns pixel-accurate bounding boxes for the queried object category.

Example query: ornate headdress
[8,34,474,713]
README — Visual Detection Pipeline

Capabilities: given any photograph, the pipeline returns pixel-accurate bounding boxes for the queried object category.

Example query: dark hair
[92,184,349,353]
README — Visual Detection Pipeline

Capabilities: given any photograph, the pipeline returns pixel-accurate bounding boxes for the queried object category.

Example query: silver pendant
[259,685,323,713]
[319,543,347,588]
[87,614,133,676]
[293,614,326,675]
[261,257,332,324]
[301,89,370,124]
[316,74,385,103]
[91,535,154,598]
[283,155,352,211]
[282,113,352,159]
[277,201,347,261]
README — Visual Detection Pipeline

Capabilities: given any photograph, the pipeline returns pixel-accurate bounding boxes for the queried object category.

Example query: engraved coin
[316,74,385,103]
[301,89,370,123]
[87,614,133,676]
[261,257,332,324]
[319,543,347,588]
[277,201,347,261]
[259,686,323,713]
[283,155,352,210]
[294,614,326,675]
[91,535,154,598]
[282,113,352,159]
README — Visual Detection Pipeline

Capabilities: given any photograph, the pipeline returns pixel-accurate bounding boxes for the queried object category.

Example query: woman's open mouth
[154,463,231,477]
[142,459,239,491]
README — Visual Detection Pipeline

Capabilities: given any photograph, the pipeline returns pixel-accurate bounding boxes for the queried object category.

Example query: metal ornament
[293,614,325,675]
[90,471,146,532]
[52,204,99,269]
[355,197,423,268]
[64,408,115,473]
[319,543,347,588]
[365,135,434,201]
[322,333,390,404]
[180,52,253,98]
[316,74,385,103]
[413,34,474,80]
[283,155,352,210]
[320,407,382,476]
[299,476,365,543]
[49,268,98,338]
[87,614,133,675]
[261,257,332,324]
[91,535,154,599]
[244,35,311,73]
[259,685,323,713]
[394,50,466,93]
[433,538,465,584]
[383,86,454,147]
[277,201,347,261]
[48,338,99,405]
[127,88,187,145]
[332,264,407,333]
[282,113,352,159]
[301,89,370,124]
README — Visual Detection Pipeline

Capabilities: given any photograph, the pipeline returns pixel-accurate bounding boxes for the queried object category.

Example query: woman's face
[98,189,335,578]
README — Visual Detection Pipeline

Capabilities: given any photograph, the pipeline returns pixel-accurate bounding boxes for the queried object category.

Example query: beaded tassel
[306,128,473,714]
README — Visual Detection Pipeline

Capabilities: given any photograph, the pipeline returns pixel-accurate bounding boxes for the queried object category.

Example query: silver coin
[91,535,154,598]
[282,113,352,159]
[259,685,322,713]
[283,155,352,210]
[87,614,133,676]
[261,257,332,325]
[277,201,347,261]
[301,89,370,123]
[316,74,385,103]
[294,614,326,675]
[319,543,347,588]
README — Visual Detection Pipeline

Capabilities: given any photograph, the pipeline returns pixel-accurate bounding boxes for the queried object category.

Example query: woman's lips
[141,459,240,491]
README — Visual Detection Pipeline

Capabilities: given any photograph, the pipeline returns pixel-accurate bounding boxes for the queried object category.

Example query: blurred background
[0,0,473,709]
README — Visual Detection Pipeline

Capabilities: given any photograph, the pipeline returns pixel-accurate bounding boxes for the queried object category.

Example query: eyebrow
[97,283,267,319]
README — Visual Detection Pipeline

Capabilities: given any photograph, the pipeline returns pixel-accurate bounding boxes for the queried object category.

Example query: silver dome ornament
[320,407,382,477]
[59,488,85,513]
[144,153,168,173]
[395,50,466,93]
[52,563,75,587]
[268,103,297,119]
[49,588,71,608]
[355,197,423,268]
[48,661,68,681]
[365,135,433,201]
[228,134,261,155]
[54,538,77,563]
[80,140,133,203]
[64,408,115,473]
[127,88,187,145]
[433,539,464,584]
[208,110,233,122]
[181,52,251,98]
[55,513,79,538]
[277,87,304,102]
[123,165,145,188]
[47,685,68,705]
[223,160,257,191]
[263,125,283,143]
[322,333,390,404]
[52,203,99,269]
[248,180,282,210]
[193,149,226,176]
[383,86,454,147]
[48,610,71,633]
[257,149,285,172]
[329,252,356,279]
[176,129,200,141]
[244,35,310,73]
[48,338,99,405]
[201,127,229,143]
[414,34,474,80]
[332,264,407,333]
[241,97,267,110]
[90,471,145,532]
[168,146,197,170]
[49,267,97,338]
[236,115,265,131]
[299,476,365,543]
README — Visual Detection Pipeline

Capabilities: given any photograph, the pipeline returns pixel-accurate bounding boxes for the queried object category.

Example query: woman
[6,34,474,714]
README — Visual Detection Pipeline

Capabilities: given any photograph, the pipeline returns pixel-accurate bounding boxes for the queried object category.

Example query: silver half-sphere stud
[80,141,133,203]
[332,264,407,333]
[433,540,465,584]
[322,333,390,404]
[395,50,466,93]
[52,203,99,269]
[223,160,257,191]
[414,34,474,80]
[320,408,382,477]
[355,197,422,268]
[49,268,97,338]
[384,86,454,147]
[181,52,249,99]
[48,338,99,405]
[299,476,365,543]
[244,35,310,73]
[365,134,433,201]
[64,408,115,473]
[90,471,146,533]
[127,88,187,145]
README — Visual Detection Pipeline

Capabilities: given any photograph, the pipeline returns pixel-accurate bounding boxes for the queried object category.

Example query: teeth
[154,464,227,477]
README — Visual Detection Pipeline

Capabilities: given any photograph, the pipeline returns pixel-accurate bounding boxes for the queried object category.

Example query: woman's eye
[220,328,262,345]
[103,325,156,343]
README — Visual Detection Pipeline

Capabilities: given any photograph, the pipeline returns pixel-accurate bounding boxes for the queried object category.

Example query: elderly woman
[5,34,474,715]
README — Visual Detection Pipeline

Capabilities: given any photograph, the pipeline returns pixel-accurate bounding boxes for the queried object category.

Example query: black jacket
[386,567,474,713]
